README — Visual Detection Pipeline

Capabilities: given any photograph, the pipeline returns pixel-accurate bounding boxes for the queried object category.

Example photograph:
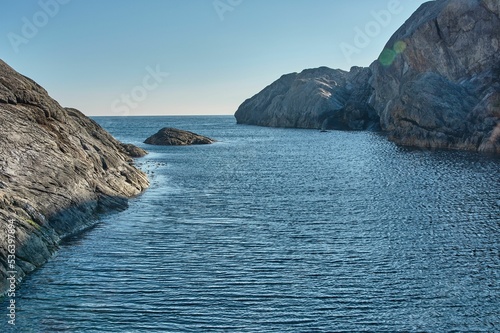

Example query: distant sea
[2,116,499,332]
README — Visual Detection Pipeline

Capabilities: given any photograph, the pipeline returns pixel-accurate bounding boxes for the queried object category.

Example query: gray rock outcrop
[144,128,215,145]
[0,59,149,294]
[234,67,379,131]
[121,143,148,157]
[234,0,500,153]
[370,0,500,153]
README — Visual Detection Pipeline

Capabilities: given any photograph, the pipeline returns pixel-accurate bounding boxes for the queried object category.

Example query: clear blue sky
[1,0,429,116]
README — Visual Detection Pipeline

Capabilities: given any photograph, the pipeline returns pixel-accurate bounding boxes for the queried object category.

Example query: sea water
[2,116,499,332]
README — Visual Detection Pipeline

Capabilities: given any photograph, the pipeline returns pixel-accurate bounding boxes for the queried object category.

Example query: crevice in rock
[399,117,437,132]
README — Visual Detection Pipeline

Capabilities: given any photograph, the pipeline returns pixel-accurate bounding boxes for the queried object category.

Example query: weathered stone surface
[234,66,379,131]
[370,0,500,152]
[121,143,148,158]
[0,59,149,294]
[235,0,499,153]
[144,128,215,146]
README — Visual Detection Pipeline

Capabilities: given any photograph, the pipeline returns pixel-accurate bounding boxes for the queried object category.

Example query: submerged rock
[144,128,215,146]
[0,59,149,295]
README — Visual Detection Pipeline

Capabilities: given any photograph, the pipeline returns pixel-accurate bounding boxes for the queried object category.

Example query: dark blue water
[2,116,499,332]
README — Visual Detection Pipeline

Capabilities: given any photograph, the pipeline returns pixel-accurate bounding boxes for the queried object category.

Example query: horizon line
[89,114,236,117]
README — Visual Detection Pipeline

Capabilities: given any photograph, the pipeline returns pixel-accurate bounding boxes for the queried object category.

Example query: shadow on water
[0,193,141,300]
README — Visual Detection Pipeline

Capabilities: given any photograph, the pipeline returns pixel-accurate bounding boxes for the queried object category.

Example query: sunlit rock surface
[235,67,379,131]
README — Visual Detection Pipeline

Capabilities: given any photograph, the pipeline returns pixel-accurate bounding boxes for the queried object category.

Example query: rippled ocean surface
[3,116,499,332]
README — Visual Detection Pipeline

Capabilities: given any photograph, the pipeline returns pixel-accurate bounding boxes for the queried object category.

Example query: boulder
[121,143,148,158]
[144,128,215,146]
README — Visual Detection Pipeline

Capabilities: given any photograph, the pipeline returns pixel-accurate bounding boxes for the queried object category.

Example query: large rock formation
[0,60,149,294]
[234,0,500,153]
[144,127,215,146]
[370,0,500,153]
[234,66,379,131]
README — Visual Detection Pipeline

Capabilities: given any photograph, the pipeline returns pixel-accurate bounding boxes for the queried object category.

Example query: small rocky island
[144,128,215,146]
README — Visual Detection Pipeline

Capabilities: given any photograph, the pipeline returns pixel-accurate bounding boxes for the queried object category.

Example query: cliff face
[234,67,379,131]
[234,0,500,153]
[0,60,149,294]
[370,0,500,152]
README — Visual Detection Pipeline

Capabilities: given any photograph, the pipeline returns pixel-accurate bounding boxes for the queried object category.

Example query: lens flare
[379,40,407,66]
[394,40,407,53]
[379,48,397,67]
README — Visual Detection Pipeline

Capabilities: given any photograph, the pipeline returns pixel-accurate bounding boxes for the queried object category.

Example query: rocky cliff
[235,0,500,153]
[370,0,500,153]
[0,60,149,294]
[234,66,379,131]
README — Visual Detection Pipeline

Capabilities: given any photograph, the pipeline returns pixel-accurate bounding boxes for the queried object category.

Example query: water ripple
[3,116,499,333]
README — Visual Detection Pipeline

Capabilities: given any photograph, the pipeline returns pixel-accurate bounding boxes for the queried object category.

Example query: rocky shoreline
[0,60,149,295]
[235,0,500,154]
